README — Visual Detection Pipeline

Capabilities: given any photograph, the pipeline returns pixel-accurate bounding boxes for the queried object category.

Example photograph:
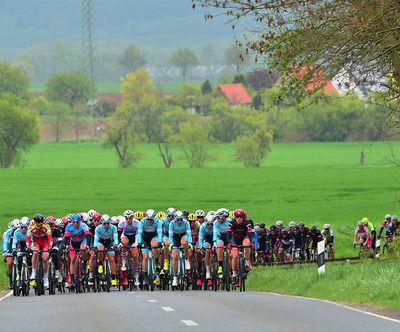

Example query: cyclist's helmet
[101,214,111,224]
[357,220,364,226]
[254,225,262,235]
[175,210,184,221]
[33,213,44,223]
[87,209,96,219]
[298,222,305,228]
[276,220,283,227]
[362,217,369,225]
[8,221,14,230]
[62,216,68,226]
[385,214,391,219]
[118,215,125,223]
[216,208,229,218]
[195,210,205,217]
[205,215,214,225]
[270,225,277,231]
[12,219,20,229]
[55,219,63,227]
[310,225,317,232]
[46,216,56,227]
[20,218,30,228]
[156,211,166,220]
[124,210,134,219]
[392,215,398,222]
[323,224,330,229]
[146,209,156,219]
[71,214,82,222]
[207,210,216,217]
[111,216,119,225]
[234,209,245,217]
[281,228,288,235]
[182,210,189,219]
[66,214,73,222]
[288,221,296,228]
[188,213,197,221]
[82,213,89,223]
[228,211,235,219]
[166,207,176,215]
[259,223,266,229]
[293,225,300,231]
[92,212,102,222]
[134,211,144,220]
[244,210,248,218]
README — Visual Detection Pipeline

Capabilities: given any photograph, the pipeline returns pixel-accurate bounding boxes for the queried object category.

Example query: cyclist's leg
[150,238,160,269]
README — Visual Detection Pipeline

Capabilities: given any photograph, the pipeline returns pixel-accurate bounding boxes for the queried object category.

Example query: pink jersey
[355,226,369,237]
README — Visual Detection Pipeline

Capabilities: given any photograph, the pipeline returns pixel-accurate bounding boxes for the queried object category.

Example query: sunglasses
[197,216,204,219]
[21,226,28,229]
[103,222,110,225]
[236,215,244,218]
[167,215,174,218]
[72,221,80,224]
[176,218,183,222]
[206,223,213,226]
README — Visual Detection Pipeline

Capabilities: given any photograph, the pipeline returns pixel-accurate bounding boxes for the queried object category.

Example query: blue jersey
[12,229,27,250]
[65,223,90,242]
[169,219,192,244]
[160,217,171,237]
[137,218,162,244]
[213,218,231,242]
[199,223,214,249]
[118,219,139,236]
[2,229,13,253]
[93,224,118,247]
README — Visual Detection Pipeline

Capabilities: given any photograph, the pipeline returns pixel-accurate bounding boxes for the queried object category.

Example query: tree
[201,79,213,95]
[46,70,89,110]
[176,119,214,168]
[193,0,400,122]
[223,44,250,74]
[0,94,40,168]
[168,48,200,82]
[117,45,147,75]
[48,41,81,73]
[32,97,70,143]
[233,110,273,167]
[172,83,202,111]
[121,69,155,104]
[0,61,31,101]
[102,102,142,168]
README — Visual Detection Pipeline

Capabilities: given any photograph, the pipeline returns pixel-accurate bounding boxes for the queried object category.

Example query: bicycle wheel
[48,261,53,295]
[37,261,44,296]
[179,256,185,291]
[238,255,244,292]
[148,258,155,292]
[75,258,81,294]
[13,260,18,297]
[105,259,111,292]
[223,253,231,292]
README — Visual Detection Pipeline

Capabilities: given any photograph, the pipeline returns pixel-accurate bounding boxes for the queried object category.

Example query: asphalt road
[0,289,399,331]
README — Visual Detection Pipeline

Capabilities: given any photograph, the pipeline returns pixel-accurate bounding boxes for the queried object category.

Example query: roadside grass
[247,260,400,310]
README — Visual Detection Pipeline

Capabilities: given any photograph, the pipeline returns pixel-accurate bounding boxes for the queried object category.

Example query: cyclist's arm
[112,227,119,246]
[93,227,100,247]
[137,222,143,245]
[157,220,163,243]
[198,228,204,250]
[186,221,192,244]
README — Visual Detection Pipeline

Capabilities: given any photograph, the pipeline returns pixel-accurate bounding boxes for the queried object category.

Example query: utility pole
[82,0,103,138]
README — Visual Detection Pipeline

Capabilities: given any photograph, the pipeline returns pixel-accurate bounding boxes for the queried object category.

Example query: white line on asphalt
[266,292,400,324]
[0,291,12,303]
[147,299,158,303]
[182,320,198,326]
[162,306,175,312]
[135,295,145,298]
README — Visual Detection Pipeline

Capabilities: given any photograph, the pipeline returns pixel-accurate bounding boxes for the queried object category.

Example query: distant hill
[0,0,241,61]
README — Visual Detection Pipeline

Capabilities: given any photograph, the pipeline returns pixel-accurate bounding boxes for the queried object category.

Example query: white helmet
[124,210,134,219]
[174,210,184,220]
[357,220,364,226]
[82,213,89,222]
[118,215,125,223]
[166,207,176,215]
[146,209,156,219]
[216,208,229,218]
[195,210,205,217]
[205,215,214,224]
[288,221,296,228]
[276,220,283,226]
[392,215,398,221]
[88,209,96,219]
[8,221,14,229]
[207,210,216,217]
[111,216,119,225]
[12,219,20,229]
[385,214,391,219]
[101,214,111,224]
[323,224,330,229]
[20,216,30,225]
[55,219,64,227]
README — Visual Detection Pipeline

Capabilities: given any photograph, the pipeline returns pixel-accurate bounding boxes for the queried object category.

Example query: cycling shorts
[69,239,87,256]
[97,238,114,253]
[121,234,138,248]
[172,233,189,249]
[217,235,229,247]
[33,239,50,252]
[141,237,159,253]
[278,242,292,251]
[231,236,249,247]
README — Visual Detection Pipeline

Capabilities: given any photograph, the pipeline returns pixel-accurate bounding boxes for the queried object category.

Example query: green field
[1,140,400,304]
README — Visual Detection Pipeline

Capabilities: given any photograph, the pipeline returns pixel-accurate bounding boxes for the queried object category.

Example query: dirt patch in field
[0,289,10,298]
[337,301,400,321]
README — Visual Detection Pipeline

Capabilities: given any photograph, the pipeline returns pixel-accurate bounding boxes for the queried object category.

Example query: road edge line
[264,292,400,324]
[0,291,12,303]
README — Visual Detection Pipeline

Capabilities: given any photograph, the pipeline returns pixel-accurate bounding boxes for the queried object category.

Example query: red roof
[293,66,339,95]
[217,84,252,105]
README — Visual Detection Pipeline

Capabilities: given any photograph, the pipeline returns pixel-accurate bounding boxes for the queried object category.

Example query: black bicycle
[232,245,251,292]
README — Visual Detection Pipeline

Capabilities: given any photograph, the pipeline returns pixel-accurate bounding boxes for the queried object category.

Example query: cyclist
[288,221,296,232]
[117,209,140,287]
[3,220,19,288]
[306,225,323,259]
[137,209,163,286]
[276,220,284,233]
[213,208,231,276]
[392,215,400,236]
[321,224,335,259]
[254,223,269,262]
[277,228,293,262]
[12,218,32,286]
[63,213,91,288]
[198,215,214,286]
[93,214,119,286]
[26,213,52,288]
[266,224,279,262]
[160,208,175,272]
[169,210,192,287]
[47,216,63,280]
[290,225,305,260]
[196,210,205,225]
[378,214,394,243]
[228,209,252,284]
[298,222,310,259]
[354,220,371,251]
[362,217,377,256]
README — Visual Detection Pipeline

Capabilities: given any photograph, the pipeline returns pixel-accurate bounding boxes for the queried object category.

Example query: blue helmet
[71,214,82,222]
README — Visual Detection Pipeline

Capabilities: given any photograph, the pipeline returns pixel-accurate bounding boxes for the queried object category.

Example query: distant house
[216,84,253,106]
[292,66,339,95]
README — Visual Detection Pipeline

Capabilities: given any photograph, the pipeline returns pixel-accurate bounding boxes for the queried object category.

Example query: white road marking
[135,295,145,298]
[0,291,12,303]
[182,320,198,326]
[162,306,175,312]
[147,299,158,303]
